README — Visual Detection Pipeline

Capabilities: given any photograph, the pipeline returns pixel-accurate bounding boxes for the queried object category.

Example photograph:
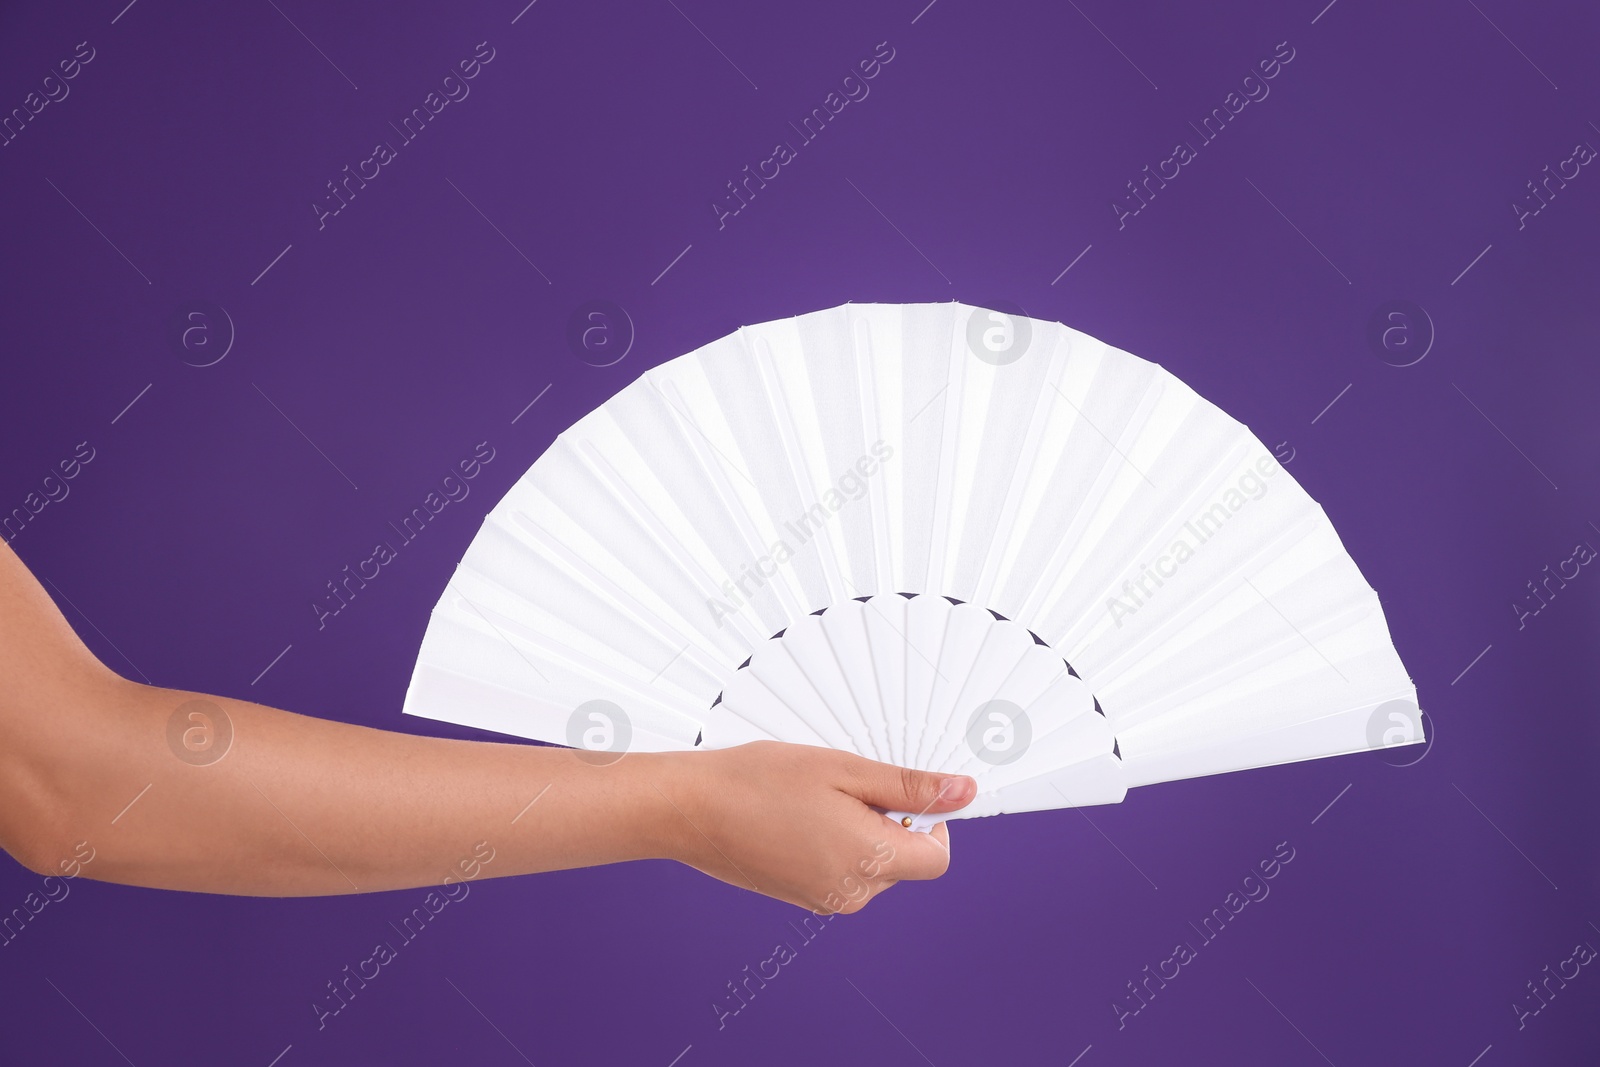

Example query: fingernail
[938,776,974,803]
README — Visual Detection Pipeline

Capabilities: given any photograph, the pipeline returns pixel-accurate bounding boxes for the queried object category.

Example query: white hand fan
[403,303,1419,830]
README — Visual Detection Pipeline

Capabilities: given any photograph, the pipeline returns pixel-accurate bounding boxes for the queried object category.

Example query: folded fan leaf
[404,303,1420,820]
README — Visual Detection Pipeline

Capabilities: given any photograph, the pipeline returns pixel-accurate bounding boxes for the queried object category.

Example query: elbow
[0,779,77,877]
[2,816,62,877]
[0,671,136,878]
[2,788,102,881]
[0,733,89,877]
[2,803,93,880]
[22,834,97,879]
[7,835,57,877]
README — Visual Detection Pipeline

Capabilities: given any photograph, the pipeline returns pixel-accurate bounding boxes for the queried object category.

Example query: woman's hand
[650,741,975,914]
[0,537,972,907]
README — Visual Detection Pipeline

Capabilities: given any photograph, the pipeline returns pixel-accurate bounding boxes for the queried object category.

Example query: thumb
[842,757,976,816]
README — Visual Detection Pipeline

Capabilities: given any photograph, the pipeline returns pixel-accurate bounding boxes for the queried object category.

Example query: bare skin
[0,540,972,912]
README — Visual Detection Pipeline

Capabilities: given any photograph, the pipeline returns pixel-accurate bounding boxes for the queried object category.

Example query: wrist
[624,750,706,864]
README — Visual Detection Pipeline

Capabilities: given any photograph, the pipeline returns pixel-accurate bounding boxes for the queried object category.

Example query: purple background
[3,0,1598,1062]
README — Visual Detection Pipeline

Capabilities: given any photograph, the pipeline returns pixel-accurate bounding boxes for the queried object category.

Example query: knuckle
[899,765,923,803]
[843,750,877,784]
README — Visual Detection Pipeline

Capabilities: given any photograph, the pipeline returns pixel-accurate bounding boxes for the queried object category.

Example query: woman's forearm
[0,539,969,910]
[9,674,689,896]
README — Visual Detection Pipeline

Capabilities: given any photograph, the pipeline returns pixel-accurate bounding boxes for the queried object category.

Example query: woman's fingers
[881,821,952,882]
[839,754,977,818]
[660,741,965,915]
